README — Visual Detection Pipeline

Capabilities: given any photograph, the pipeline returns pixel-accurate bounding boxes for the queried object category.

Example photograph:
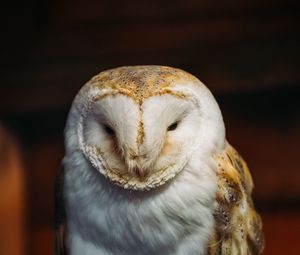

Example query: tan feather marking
[161,137,172,156]
[208,228,221,255]
[209,142,264,255]
[225,146,253,195]
[128,148,138,160]
[93,88,187,105]
[136,105,145,145]
[247,208,265,252]
[89,66,195,104]
[160,136,182,159]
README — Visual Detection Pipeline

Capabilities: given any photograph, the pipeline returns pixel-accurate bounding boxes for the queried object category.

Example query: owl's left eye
[103,124,115,135]
[167,121,178,131]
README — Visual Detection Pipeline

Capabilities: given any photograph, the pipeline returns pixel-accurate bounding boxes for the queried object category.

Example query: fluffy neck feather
[64,145,217,255]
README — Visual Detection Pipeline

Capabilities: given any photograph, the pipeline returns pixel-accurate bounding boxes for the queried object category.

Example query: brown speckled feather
[209,142,264,255]
[54,165,67,255]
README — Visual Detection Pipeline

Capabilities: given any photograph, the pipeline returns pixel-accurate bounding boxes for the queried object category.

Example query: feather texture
[55,143,264,255]
[54,166,67,255]
[210,142,264,255]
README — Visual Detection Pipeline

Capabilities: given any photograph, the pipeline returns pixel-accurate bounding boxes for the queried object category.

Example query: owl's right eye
[103,124,115,136]
[167,121,178,131]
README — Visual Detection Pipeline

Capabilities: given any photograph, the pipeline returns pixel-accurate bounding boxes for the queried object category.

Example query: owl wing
[54,164,68,255]
[208,142,264,255]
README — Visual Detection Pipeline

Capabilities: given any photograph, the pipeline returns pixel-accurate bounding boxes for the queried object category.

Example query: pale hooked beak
[133,166,148,180]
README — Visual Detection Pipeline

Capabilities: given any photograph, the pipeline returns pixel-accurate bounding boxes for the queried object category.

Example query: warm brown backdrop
[1,1,299,254]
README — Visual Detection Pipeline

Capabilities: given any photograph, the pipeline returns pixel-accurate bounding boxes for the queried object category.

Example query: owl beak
[133,167,147,180]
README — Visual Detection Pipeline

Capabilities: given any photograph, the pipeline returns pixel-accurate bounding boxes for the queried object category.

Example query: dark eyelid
[103,124,115,135]
[167,121,179,131]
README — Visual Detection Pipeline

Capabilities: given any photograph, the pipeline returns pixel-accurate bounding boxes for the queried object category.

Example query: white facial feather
[63,66,226,255]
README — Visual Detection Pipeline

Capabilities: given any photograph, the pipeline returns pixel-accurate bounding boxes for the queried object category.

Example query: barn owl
[55,66,264,255]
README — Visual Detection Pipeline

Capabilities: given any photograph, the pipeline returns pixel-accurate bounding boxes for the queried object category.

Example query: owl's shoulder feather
[209,142,264,255]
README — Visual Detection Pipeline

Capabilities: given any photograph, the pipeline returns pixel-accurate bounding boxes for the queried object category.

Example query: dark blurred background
[0,0,299,254]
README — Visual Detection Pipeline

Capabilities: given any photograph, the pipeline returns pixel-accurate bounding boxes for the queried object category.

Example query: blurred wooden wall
[1,0,299,254]
[0,127,25,255]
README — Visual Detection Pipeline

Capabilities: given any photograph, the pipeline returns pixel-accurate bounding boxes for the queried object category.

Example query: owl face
[67,66,225,190]
[82,92,202,185]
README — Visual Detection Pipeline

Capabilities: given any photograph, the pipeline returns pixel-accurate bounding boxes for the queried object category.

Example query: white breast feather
[64,145,218,255]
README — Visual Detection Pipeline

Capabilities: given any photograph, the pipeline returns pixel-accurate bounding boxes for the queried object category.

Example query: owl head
[65,66,225,190]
